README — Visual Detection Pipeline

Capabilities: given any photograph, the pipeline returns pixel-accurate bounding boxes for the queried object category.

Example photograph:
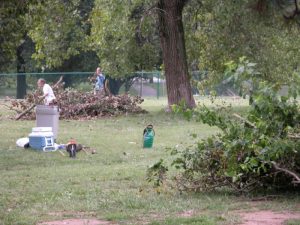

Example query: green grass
[149,216,218,225]
[285,219,300,225]
[0,97,299,225]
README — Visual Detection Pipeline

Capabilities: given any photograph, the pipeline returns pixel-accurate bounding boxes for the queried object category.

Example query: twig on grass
[58,150,66,156]
[82,148,89,155]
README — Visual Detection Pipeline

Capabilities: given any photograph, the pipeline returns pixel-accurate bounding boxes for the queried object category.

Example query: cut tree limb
[287,134,300,139]
[58,150,66,156]
[271,161,300,184]
[15,76,63,120]
[232,113,257,128]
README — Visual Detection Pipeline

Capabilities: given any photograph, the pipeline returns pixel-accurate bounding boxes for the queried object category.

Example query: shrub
[148,60,300,193]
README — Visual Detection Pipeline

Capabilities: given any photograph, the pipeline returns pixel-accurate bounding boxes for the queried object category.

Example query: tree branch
[138,5,167,35]
[271,161,300,184]
[232,113,257,128]
[15,76,63,120]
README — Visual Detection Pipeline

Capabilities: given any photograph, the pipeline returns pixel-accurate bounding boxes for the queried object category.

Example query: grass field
[0,97,300,225]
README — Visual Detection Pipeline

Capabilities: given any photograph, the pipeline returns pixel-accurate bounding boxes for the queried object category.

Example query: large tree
[91,0,195,108]
[1,0,99,97]
[90,1,161,76]
[1,0,93,97]
[0,0,30,98]
[157,0,195,108]
[27,0,91,69]
[27,0,99,87]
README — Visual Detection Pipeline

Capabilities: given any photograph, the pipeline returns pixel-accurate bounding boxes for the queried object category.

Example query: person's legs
[94,86,99,95]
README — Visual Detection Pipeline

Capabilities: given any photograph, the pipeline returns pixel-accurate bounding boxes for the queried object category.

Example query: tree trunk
[108,77,123,95]
[157,0,195,108]
[16,43,26,99]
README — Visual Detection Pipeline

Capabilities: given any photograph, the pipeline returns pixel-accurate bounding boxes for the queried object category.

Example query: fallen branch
[233,113,257,128]
[287,134,300,139]
[15,76,63,120]
[271,161,300,184]
[81,148,89,155]
[58,150,66,156]
[250,195,282,201]
[15,103,38,120]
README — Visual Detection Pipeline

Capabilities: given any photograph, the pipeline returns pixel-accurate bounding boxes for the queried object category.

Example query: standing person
[94,67,105,94]
[37,78,56,105]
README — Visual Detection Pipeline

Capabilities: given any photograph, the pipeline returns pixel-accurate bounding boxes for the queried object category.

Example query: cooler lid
[32,127,52,132]
[29,132,53,137]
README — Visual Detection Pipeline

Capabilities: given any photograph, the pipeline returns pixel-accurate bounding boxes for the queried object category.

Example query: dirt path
[238,210,300,225]
[38,219,112,225]
[37,209,300,225]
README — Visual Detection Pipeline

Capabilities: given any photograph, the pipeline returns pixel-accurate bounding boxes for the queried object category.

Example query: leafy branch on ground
[148,59,300,193]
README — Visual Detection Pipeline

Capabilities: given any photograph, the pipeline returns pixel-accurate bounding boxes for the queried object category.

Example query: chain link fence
[0,71,241,99]
[0,71,168,99]
[0,72,93,98]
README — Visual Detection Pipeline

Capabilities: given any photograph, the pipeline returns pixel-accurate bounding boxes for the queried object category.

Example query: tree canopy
[189,0,300,84]
[2,0,300,100]
[89,0,161,77]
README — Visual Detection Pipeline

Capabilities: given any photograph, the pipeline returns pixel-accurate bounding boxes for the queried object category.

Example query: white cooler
[29,127,55,152]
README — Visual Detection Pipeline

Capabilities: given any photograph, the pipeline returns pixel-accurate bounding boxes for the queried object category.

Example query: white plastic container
[29,127,55,151]
[35,105,59,139]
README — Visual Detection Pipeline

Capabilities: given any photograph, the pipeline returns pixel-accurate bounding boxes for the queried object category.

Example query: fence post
[157,71,160,99]
[16,73,27,99]
[139,71,143,97]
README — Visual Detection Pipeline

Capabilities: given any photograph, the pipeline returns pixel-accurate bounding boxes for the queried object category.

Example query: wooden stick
[15,76,63,120]
[287,134,300,139]
[15,104,38,120]
[82,148,89,155]
[232,113,257,128]
[58,150,66,156]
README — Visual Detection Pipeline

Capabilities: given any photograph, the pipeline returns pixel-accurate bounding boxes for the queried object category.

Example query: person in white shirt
[37,78,56,105]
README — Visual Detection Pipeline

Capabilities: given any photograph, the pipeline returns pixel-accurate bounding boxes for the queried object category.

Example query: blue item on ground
[29,127,56,151]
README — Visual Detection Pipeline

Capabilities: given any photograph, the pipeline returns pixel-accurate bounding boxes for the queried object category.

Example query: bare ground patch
[177,209,195,217]
[47,211,97,217]
[37,218,113,225]
[238,210,300,225]
[37,211,114,225]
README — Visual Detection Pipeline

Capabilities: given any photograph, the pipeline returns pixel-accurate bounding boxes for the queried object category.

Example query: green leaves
[90,0,160,77]
[163,60,300,191]
[146,159,168,187]
[0,0,28,70]
[192,0,300,86]
[27,0,88,68]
